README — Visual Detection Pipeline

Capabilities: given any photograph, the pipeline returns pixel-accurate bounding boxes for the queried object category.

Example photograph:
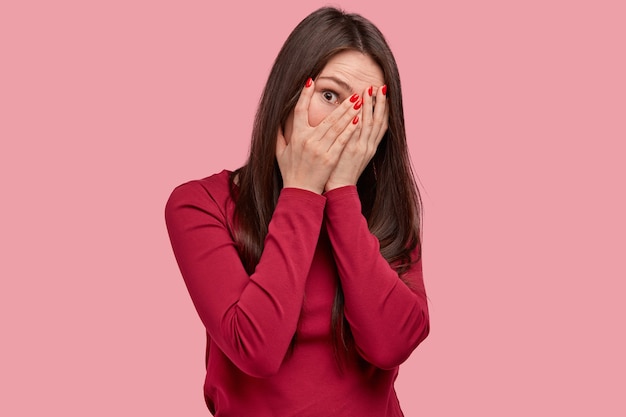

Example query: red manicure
[382,85,387,95]
[349,93,359,103]
[352,116,359,125]
[353,99,363,110]
[368,86,373,96]
[305,77,313,88]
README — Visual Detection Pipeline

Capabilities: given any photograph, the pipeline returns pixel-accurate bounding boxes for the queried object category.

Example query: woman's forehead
[319,51,384,91]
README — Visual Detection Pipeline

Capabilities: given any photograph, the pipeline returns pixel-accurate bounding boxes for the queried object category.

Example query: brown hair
[231,6,422,356]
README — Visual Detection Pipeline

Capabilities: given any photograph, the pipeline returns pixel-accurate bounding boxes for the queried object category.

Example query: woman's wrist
[282,182,325,195]
[323,184,358,196]
[324,179,357,193]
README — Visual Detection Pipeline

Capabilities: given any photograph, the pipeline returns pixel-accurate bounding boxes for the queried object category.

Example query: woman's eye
[322,90,339,104]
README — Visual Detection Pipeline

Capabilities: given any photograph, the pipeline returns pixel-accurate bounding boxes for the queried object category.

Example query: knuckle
[294,103,307,115]
[310,146,324,159]
[320,114,336,127]
[330,123,344,136]
[320,154,333,166]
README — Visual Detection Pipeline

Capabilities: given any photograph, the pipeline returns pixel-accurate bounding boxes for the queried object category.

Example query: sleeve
[323,186,430,369]
[165,181,326,377]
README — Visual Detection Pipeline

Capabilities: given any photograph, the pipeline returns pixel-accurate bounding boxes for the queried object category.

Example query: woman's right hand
[276,79,362,194]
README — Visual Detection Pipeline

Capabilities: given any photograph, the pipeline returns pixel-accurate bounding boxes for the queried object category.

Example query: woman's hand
[324,85,389,192]
[276,79,363,194]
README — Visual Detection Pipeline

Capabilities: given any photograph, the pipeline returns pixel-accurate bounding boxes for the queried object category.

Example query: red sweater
[165,170,429,417]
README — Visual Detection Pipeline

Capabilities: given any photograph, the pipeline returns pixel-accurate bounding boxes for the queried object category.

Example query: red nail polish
[353,99,363,110]
[382,85,387,95]
[368,86,373,96]
[349,93,359,103]
[352,116,359,125]
[305,78,313,88]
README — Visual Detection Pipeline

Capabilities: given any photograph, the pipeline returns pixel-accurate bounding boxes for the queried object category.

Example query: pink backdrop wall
[2,0,624,415]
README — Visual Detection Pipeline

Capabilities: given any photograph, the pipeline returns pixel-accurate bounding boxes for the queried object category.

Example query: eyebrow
[316,76,353,94]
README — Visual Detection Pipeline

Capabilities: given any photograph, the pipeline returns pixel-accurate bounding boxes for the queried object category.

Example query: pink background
[2,0,624,415]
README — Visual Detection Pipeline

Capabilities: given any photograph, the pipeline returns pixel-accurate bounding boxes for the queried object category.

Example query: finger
[326,111,361,155]
[360,85,375,143]
[377,96,390,146]
[350,116,363,144]
[293,78,315,129]
[371,85,389,146]
[317,93,362,148]
[380,101,390,141]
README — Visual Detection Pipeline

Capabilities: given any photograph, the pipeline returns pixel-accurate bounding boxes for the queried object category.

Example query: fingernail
[305,77,313,88]
[382,85,387,95]
[368,86,373,96]
[353,99,363,110]
[349,93,359,103]
[352,116,359,125]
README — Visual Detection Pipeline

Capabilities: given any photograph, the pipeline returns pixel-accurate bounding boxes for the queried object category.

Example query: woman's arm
[323,185,430,369]
[165,180,325,377]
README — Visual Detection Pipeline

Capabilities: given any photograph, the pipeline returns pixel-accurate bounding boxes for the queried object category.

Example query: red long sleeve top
[165,170,429,417]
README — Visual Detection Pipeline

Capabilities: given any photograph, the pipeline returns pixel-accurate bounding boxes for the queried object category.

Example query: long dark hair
[231,7,422,356]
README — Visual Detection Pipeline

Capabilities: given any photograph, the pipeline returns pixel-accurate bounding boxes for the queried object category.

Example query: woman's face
[283,50,385,142]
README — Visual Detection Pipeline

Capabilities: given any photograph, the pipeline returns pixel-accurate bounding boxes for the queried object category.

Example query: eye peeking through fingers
[321,90,340,104]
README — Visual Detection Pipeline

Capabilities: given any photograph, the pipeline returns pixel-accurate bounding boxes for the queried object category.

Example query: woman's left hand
[324,85,389,192]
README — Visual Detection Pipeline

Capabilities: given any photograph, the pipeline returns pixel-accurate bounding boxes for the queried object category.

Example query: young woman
[165,7,429,416]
